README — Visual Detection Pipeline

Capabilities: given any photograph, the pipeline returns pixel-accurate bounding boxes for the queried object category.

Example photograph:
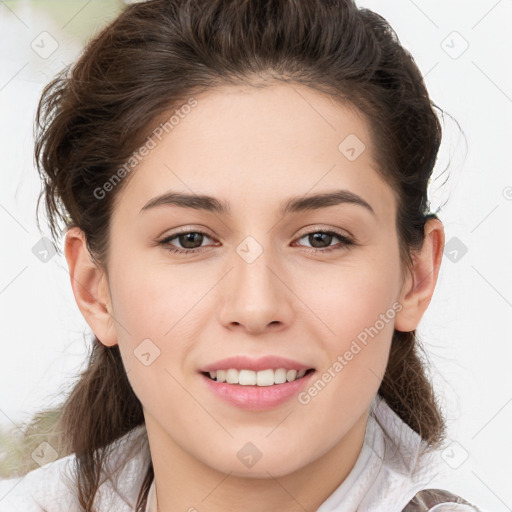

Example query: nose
[217,239,295,335]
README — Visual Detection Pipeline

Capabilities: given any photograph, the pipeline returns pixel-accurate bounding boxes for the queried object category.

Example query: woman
[0,0,486,510]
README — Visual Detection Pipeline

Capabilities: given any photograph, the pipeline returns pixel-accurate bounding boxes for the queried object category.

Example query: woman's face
[102,83,407,477]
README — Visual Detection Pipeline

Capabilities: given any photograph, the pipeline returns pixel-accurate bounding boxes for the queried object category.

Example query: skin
[65,83,444,511]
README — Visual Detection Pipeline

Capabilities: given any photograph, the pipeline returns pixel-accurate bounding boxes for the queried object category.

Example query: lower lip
[200,371,315,410]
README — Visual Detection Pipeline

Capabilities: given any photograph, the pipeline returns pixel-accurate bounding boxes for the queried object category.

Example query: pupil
[180,232,202,248]
[310,232,332,248]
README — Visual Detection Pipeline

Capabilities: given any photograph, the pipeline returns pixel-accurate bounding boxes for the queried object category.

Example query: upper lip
[199,355,315,373]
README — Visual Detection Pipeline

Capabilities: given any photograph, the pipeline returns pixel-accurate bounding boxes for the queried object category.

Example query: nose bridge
[218,232,293,331]
[233,233,280,302]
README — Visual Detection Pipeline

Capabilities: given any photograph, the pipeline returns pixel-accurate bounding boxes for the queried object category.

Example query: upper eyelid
[295,225,352,238]
[160,226,350,238]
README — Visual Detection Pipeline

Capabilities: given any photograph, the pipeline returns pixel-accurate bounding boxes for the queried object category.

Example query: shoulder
[0,454,78,511]
[0,425,151,512]
[359,396,488,512]
[401,488,486,511]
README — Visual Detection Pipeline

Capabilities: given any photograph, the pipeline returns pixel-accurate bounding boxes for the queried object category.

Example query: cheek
[301,247,402,344]
[296,248,401,403]
[106,251,217,404]
[108,272,197,422]
[105,256,182,384]
[109,250,200,340]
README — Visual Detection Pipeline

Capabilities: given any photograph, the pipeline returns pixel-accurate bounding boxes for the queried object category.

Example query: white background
[0,0,511,510]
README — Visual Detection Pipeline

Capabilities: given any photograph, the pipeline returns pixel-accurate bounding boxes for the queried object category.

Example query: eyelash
[157,228,355,255]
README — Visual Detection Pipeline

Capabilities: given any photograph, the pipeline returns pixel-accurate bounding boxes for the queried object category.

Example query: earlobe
[64,227,118,347]
[394,217,445,332]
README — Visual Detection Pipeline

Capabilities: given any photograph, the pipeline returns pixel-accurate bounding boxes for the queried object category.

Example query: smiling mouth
[201,368,315,386]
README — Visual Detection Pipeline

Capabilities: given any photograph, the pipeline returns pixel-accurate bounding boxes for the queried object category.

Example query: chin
[206,452,305,479]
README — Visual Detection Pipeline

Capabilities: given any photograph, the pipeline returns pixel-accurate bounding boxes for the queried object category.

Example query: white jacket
[0,396,486,511]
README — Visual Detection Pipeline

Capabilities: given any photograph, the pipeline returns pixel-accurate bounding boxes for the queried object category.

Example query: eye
[157,228,355,255]
[294,229,355,253]
[158,230,216,254]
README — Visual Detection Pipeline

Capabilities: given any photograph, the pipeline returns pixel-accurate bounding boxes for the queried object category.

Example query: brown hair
[32,0,447,509]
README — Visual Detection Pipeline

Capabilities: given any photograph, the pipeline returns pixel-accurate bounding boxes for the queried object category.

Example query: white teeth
[239,369,256,385]
[206,368,311,386]
[286,369,297,381]
[274,368,287,384]
[226,369,239,384]
[256,369,274,386]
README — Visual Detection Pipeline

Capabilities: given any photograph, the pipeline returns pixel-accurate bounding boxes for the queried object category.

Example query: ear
[64,226,118,347]
[394,217,445,332]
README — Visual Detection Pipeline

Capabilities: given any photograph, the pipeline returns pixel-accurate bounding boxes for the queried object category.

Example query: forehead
[112,83,395,221]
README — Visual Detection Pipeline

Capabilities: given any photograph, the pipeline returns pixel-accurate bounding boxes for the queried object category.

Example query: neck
[147,411,369,512]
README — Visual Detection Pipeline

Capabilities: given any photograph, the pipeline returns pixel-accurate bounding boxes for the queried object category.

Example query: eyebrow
[140,189,375,216]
